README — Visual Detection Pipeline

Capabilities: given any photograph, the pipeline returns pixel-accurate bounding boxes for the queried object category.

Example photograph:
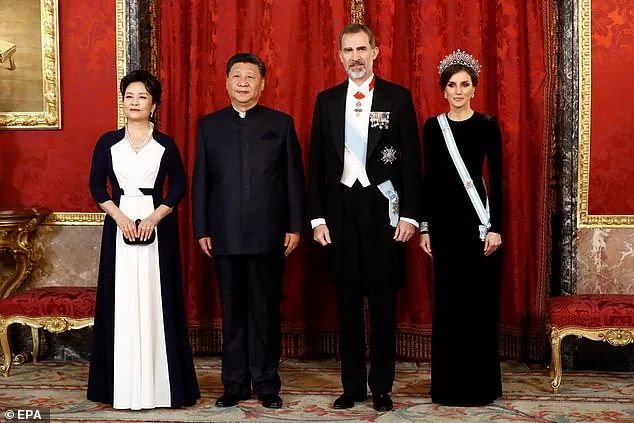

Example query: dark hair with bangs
[120,69,162,104]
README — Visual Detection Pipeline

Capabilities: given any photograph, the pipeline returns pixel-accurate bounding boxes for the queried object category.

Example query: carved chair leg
[550,331,563,393]
[0,320,13,377]
[31,327,39,363]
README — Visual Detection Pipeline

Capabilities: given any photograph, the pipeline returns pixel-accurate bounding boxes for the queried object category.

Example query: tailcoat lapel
[327,81,348,162]
[367,77,393,160]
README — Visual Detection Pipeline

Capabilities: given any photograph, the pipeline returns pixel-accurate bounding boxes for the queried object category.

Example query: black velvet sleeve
[419,117,436,230]
[89,134,111,207]
[162,136,186,209]
[485,116,503,234]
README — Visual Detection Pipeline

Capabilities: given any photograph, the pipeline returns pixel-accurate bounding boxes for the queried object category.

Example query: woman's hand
[484,232,502,256]
[114,213,137,241]
[419,233,432,257]
[138,214,159,241]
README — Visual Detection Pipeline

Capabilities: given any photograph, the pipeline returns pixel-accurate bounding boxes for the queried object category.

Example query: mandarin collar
[231,104,261,119]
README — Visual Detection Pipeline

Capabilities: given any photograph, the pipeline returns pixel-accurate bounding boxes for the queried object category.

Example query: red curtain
[158,0,554,360]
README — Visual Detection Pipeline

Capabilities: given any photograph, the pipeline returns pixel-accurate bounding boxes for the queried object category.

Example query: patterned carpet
[0,357,633,422]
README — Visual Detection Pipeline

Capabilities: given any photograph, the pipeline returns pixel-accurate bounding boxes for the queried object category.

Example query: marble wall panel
[24,225,102,290]
[577,228,634,294]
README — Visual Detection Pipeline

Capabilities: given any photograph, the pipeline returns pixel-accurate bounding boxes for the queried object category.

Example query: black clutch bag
[123,219,156,245]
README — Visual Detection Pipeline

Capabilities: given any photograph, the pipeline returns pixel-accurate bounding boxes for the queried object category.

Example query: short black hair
[226,53,266,77]
[119,70,162,105]
[439,64,479,91]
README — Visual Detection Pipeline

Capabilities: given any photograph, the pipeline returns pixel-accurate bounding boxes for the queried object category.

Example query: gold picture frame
[0,0,61,130]
[577,0,634,227]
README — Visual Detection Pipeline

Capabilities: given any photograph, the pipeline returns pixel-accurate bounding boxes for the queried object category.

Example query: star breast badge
[381,146,397,164]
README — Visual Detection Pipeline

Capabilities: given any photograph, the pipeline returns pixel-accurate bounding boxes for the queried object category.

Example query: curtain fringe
[188,327,548,362]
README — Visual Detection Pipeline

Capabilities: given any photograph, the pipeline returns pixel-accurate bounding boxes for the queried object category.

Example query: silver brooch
[381,146,397,164]
[370,111,390,129]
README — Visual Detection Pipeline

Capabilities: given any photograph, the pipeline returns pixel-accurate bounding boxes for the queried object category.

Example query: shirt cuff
[399,217,419,228]
[311,218,326,229]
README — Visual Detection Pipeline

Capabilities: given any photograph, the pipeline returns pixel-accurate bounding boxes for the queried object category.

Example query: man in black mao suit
[308,24,422,412]
[192,53,305,409]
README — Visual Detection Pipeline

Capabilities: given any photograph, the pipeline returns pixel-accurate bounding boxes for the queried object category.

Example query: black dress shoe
[259,393,283,409]
[215,392,250,407]
[333,393,368,409]
[372,393,393,412]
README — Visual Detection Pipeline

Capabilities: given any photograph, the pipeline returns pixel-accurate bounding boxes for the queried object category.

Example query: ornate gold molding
[350,0,365,24]
[577,0,634,227]
[0,0,61,129]
[0,208,50,298]
[116,0,127,128]
[42,212,104,226]
[549,325,634,392]
[0,315,93,377]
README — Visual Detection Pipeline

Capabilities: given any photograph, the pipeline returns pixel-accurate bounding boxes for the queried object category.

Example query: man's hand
[284,232,300,256]
[313,224,332,246]
[198,237,212,257]
[393,220,416,242]
[419,233,432,257]
[484,232,502,256]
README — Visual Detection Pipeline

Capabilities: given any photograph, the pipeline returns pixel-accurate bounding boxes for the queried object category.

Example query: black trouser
[332,182,400,396]
[214,253,284,397]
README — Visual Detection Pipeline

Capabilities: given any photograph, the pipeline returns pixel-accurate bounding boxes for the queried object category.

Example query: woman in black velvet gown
[419,51,503,406]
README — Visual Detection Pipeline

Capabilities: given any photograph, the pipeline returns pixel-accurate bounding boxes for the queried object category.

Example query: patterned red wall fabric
[0,1,117,210]
[589,0,634,214]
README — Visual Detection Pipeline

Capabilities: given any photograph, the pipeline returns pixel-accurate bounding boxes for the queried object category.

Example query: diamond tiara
[438,49,481,76]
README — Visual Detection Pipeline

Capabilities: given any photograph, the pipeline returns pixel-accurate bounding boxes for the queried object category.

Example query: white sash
[437,113,491,240]
[377,180,399,227]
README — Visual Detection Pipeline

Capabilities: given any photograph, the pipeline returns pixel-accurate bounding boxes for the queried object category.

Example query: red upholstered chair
[548,295,634,393]
[0,287,96,377]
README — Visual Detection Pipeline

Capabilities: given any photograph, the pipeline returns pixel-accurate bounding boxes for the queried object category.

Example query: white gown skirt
[112,193,171,409]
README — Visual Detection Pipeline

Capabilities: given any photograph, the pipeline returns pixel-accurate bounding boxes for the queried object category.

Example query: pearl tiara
[438,49,481,76]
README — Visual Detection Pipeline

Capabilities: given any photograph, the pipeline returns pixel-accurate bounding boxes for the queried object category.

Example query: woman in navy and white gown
[87,70,199,409]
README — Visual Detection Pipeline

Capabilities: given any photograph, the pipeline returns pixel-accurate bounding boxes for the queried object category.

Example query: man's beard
[346,64,367,79]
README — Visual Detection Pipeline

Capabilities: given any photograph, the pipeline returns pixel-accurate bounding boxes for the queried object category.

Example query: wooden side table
[0,208,50,299]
